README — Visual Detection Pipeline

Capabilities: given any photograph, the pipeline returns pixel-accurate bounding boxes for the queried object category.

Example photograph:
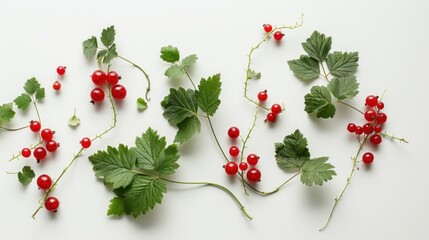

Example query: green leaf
[326,51,359,77]
[174,116,201,144]
[304,86,336,118]
[0,103,15,125]
[160,45,180,63]
[275,129,310,169]
[68,111,80,127]
[327,76,359,100]
[164,64,184,80]
[300,157,336,186]
[123,175,167,218]
[195,74,221,116]
[103,44,118,64]
[302,31,332,62]
[247,69,261,80]
[100,25,115,47]
[136,98,148,111]
[13,94,32,110]
[163,88,198,125]
[287,55,320,81]
[160,96,169,108]
[23,77,40,94]
[89,144,137,189]
[35,88,45,100]
[82,36,98,57]
[181,54,198,67]
[159,144,180,175]
[97,49,108,60]
[18,166,35,185]
[107,197,125,216]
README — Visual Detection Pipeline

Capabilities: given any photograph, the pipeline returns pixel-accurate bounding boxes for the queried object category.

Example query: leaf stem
[242,172,300,196]
[0,125,29,131]
[31,96,42,124]
[380,132,409,143]
[118,55,151,101]
[320,62,330,83]
[336,100,364,115]
[180,63,197,89]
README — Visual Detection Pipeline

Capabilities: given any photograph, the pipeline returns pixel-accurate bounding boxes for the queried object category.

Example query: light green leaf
[164,64,184,80]
[107,197,125,216]
[304,86,336,118]
[174,116,201,144]
[100,25,116,47]
[326,51,359,77]
[302,31,332,62]
[136,98,148,111]
[82,36,98,57]
[18,166,35,185]
[68,109,80,127]
[181,54,198,67]
[275,129,310,169]
[35,88,45,100]
[160,45,180,63]
[13,94,32,110]
[195,74,221,116]
[247,69,261,80]
[300,157,336,186]
[103,44,118,64]
[287,55,320,81]
[163,88,198,125]
[24,77,40,94]
[327,76,359,100]
[0,103,15,125]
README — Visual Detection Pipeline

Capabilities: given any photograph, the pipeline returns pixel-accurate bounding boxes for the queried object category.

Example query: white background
[0,0,428,239]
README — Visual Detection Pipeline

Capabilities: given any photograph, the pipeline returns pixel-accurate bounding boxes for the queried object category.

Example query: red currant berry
[266,112,277,123]
[365,95,378,107]
[44,196,60,212]
[80,137,91,149]
[355,126,363,135]
[263,24,273,33]
[229,146,240,157]
[227,127,240,139]
[107,71,120,85]
[46,140,59,153]
[247,168,261,182]
[374,124,383,133]
[53,81,61,91]
[56,66,66,76]
[347,123,357,133]
[364,110,377,122]
[271,104,282,115]
[21,148,31,158]
[111,84,127,100]
[91,70,107,85]
[30,120,41,132]
[362,152,374,164]
[273,31,284,41]
[41,128,54,142]
[257,91,268,102]
[90,88,105,103]
[247,154,259,166]
[370,134,382,145]
[37,174,52,191]
[239,162,248,171]
[376,101,385,110]
[33,147,47,161]
[362,123,374,135]
[224,162,238,176]
[376,113,387,124]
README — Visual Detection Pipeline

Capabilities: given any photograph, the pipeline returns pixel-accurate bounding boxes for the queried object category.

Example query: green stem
[380,132,409,143]
[31,96,42,124]
[243,172,300,196]
[180,63,197,89]
[118,55,151,101]
[0,125,29,131]
[320,62,330,83]
[336,100,365,115]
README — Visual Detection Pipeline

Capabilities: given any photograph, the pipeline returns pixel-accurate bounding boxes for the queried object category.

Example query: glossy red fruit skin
[106,71,120,85]
[46,140,58,152]
[111,84,127,100]
[365,95,378,107]
[376,102,384,110]
[273,31,284,41]
[266,112,277,122]
[91,70,107,85]
[355,126,363,135]
[362,152,374,164]
[370,134,382,145]
[362,123,374,135]
[239,162,248,171]
[263,24,273,32]
[347,123,357,133]
[22,148,31,158]
[41,128,54,142]
[30,120,41,132]
[247,154,259,166]
[376,113,387,124]
[271,104,282,115]
[228,127,240,139]
[33,147,47,161]
[229,146,240,157]
[364,110,377,122]
[80,137,91,149]
[44,197,60,211]
[37,174,53,191]
[224,162,239,175]
[56,66,66,75]
[53,81,61,91]
[374,124,382,133]
[90,88,105,102]
[258,91,268,102]
[247,168,261,182]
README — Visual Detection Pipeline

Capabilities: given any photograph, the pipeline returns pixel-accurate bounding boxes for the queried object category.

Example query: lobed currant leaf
[18,166,35,185]
[181,54,198,67]
[160,45,180,63]
[103,44,118,64]
[35,88,45,101]
[247,69,261,80]
[23,77,41,94]
[164,64,184,80]
[195,74,222,116]
[107,197,125,216]
[275,129,310,169]
[287,55,320,81]
[82,36,98,57]
[136,98,148,111]
[327,76,359,100]
[302,31,332,62]
[13,94,32,110]
[163,88,198,125]
[300,157,336,186]
[304,86,336,118]
[100,25,116,47]
[326,51,359,77]
[174,116,201,144]
[0,103,15,125]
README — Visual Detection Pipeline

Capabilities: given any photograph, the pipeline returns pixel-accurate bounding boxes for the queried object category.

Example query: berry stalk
[0,125,29,131]
[117,55,151,101]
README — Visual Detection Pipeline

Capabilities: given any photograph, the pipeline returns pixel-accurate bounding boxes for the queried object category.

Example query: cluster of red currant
[89,70,126,103]
[52,66,66,91]
[257,90,283,123]
[223,127,262,182]
[263,24,284,41]
[346,95,388,164]
[22,121,58,163]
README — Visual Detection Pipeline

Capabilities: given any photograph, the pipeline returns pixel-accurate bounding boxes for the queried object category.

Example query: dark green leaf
[97,49,108,60]
[82,36,98,57]
[181,54,198,67]
[160,96,169,108]
[174,116,201,144]
[275,129,310,169]
[164,64,184,80]
[300,157,336,186]
[159,144,180,175]
[0,103,15,125]
[195,74,221,116]
[326,51,359,77]
[18,166,35,185]
[160,45,180,63]
[163,88,198,125]
[23,77,40,94]
[100,25,116,47]
[287,55,320,81]
[327,76,359,100]
[247,69,261,80]
[107,197,125,216]
[304,86,336,118]
[35,88,45,100]
[137,98,148,111]
[13,94,32,110]
[302,31,332,62]
[103,44,118,64]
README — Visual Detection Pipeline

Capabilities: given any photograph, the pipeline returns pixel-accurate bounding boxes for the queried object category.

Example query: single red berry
[376,102,385,110]
[257,91,268,102]
[33,147,47,161]
[91,70,107,85]
[263,24,273,33]
[80,137,91,149]
[21,148,31,158]
[362,123,374,135]
[374,124,383,133]
[44,196,60,212]
[370,134,382,145]
[376,113,387,124]
[365,95,378,107]
[246,168,261,182]
[53,81,61,91]
[247,154,259,166]
[347,123,357,133]
[271,104,282,115]
[355,126,363,135]
[266,112,277,123]
[41,128,54,142]
[106,71,120,85]
[90,88,105,103]
[46,140,59,152]
[30,120,41,132]
[111,84,127,100]
[362,152,374,164]
[228,127,240,139]
[239,162,248,171]
[273,31,284,41]
[56,66,66,76]
[229,146,240,157]
[224,162,239,176]
[37,174,52,191]
[364,110,377,122]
